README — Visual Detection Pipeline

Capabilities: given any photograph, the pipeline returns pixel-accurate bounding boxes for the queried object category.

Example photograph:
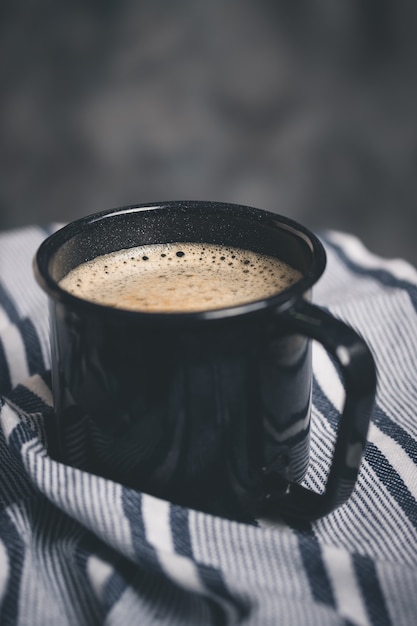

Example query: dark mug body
[34,201,376,521]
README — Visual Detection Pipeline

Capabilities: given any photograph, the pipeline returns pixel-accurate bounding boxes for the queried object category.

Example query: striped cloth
[0,225,417,626]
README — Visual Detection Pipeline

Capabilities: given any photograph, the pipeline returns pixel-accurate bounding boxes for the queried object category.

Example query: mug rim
[34,200,327,323]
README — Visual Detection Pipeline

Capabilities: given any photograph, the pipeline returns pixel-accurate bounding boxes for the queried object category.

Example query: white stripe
[142,496,204,593]
[23,374,53,406]
[0,228,49,319]
[313,342,344,412]
[87,555,114,599]
[2,323,29,386]
[0,401,21,440]
[0,539,9,604]
[157,549,205,595]
[322,545,370,626]
[142,494,175,553]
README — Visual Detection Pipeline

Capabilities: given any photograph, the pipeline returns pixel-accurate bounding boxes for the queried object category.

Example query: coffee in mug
[58,242,302,313]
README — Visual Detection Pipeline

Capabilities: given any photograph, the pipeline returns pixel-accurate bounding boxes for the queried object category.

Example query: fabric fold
[0,226,416,625]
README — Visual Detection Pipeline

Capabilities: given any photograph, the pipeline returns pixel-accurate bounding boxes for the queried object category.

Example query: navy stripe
[103,562,145,619]
[296,526,336,607]
[0,339,12,394]
[102,566,132,617]
[372,405,417,465]
[314,326,417,484]
[117,490,175,614]
[0,282,20,324]
[365,441,417,529]
[352,553,391,626]
[315,361,417,471]
[170,505,193,557]
[40,369,52,390]
[170,505,250,623]
[312,376,340,429]
[19,318,45,376]
[80,534,135,621]
[325,238,417,308]
[8,422,40,454]
[121,490,153,563]
[123,491,219,623]
[313,374,417,529]
[6,384,52,416]
[197,568,241,626]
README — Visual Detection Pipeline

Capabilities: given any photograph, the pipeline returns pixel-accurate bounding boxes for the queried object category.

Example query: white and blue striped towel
[0,225,416,625]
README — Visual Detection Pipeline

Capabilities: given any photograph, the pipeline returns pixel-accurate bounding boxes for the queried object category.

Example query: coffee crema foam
[59,243,302,313]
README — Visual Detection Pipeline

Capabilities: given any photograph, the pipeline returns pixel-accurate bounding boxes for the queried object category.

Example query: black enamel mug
[34,201,376,521]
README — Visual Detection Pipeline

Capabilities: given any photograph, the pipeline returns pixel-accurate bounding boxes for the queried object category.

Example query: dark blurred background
[1,0,417,265]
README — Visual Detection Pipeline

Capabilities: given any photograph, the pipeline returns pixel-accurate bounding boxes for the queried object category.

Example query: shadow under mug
[34,201,376,521]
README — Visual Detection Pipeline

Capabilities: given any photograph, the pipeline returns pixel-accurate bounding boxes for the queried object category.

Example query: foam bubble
[59,242,302,312]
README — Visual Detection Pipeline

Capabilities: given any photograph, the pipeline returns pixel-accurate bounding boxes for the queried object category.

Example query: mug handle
[264,299,377,521]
